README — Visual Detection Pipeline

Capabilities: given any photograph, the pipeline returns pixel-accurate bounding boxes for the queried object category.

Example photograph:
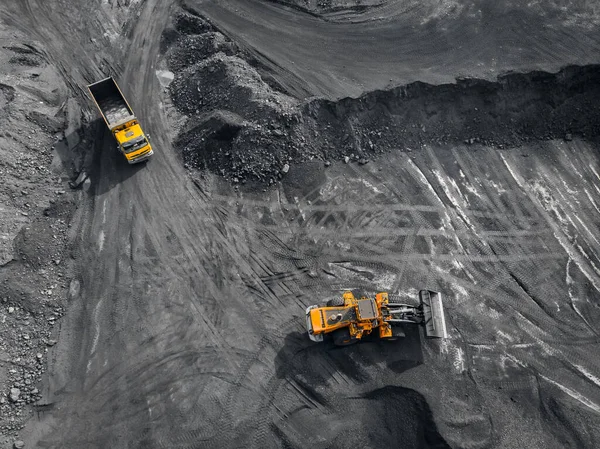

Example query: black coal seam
[311,64,600,109]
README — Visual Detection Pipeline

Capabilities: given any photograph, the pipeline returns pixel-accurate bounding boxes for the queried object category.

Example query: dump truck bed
[88,77,134,128]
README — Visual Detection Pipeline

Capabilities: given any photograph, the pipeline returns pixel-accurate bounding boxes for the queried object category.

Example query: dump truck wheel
[326,297,344,307]
[332,328,357,346]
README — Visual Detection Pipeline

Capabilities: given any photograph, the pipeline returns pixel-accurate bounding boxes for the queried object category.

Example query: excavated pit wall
[304,65,600,160]
[166,11,600,186]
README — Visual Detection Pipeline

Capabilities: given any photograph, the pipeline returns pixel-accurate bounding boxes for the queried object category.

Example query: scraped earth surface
[0,1,599,448]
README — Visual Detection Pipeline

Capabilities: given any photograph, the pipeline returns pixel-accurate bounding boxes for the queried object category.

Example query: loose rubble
[166,11,303,185]
[0,27,75,442]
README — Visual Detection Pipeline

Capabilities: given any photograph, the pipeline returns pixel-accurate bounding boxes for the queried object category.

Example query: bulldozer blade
[419,290,448,339]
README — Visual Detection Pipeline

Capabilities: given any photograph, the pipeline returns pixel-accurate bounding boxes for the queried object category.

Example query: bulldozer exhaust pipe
[419,290,448,339]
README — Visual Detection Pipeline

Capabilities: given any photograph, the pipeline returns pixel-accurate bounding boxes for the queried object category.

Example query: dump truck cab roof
[114,120,144,144]
[113,120,152,163]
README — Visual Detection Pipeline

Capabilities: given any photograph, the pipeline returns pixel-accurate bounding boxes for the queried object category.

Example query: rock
[155,70,175,88]
[69,170,88,189]
[68,279,81,300]
[36,353,43,360]
[343,156,350,164]
[281,163,289,174]
[358,158,369,165]
[14,441,25,449]
[324,161,331,167]
[9,388,20,402]
[8,307,14,314]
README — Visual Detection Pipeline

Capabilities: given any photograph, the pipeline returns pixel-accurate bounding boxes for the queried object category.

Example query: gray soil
[0,1,599,449]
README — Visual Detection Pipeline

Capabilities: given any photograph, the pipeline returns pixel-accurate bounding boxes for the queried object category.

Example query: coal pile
[358,386,451,449]
[175,111,304,184]
[304,65,600,156]
[168,32,236,72]
[170,52,295,120]
[173,9,213,35]
[167,10,303,185]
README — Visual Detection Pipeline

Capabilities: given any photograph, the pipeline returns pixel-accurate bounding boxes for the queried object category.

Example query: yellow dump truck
[87,77,153,164]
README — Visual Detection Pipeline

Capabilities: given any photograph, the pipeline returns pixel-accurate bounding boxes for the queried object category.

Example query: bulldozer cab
[356,298,378,320]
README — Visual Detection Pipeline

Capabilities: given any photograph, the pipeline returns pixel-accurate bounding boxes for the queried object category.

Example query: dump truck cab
[113,119,152,163]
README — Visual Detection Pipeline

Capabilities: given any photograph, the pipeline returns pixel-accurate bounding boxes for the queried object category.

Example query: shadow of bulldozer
[274,325,424,384]
[272,329,450,449]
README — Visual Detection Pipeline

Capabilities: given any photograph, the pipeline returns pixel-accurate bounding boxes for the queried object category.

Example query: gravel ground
[0,24,76,448]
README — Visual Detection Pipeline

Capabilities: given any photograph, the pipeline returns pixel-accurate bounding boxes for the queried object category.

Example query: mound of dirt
[301,65,600,160]
[173,8,213,35]
[168,32,237,72]
[178,109,308,183]
[167,8,600,187]
[170,52,296,119]
[166,10,304,185]
[358,386,451,449]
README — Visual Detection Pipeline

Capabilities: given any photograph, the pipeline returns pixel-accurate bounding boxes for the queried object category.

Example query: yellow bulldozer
[306,290,447,345]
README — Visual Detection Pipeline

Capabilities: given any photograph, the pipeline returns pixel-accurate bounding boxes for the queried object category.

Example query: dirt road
[0,0,599,448]
[196,0,600,99]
